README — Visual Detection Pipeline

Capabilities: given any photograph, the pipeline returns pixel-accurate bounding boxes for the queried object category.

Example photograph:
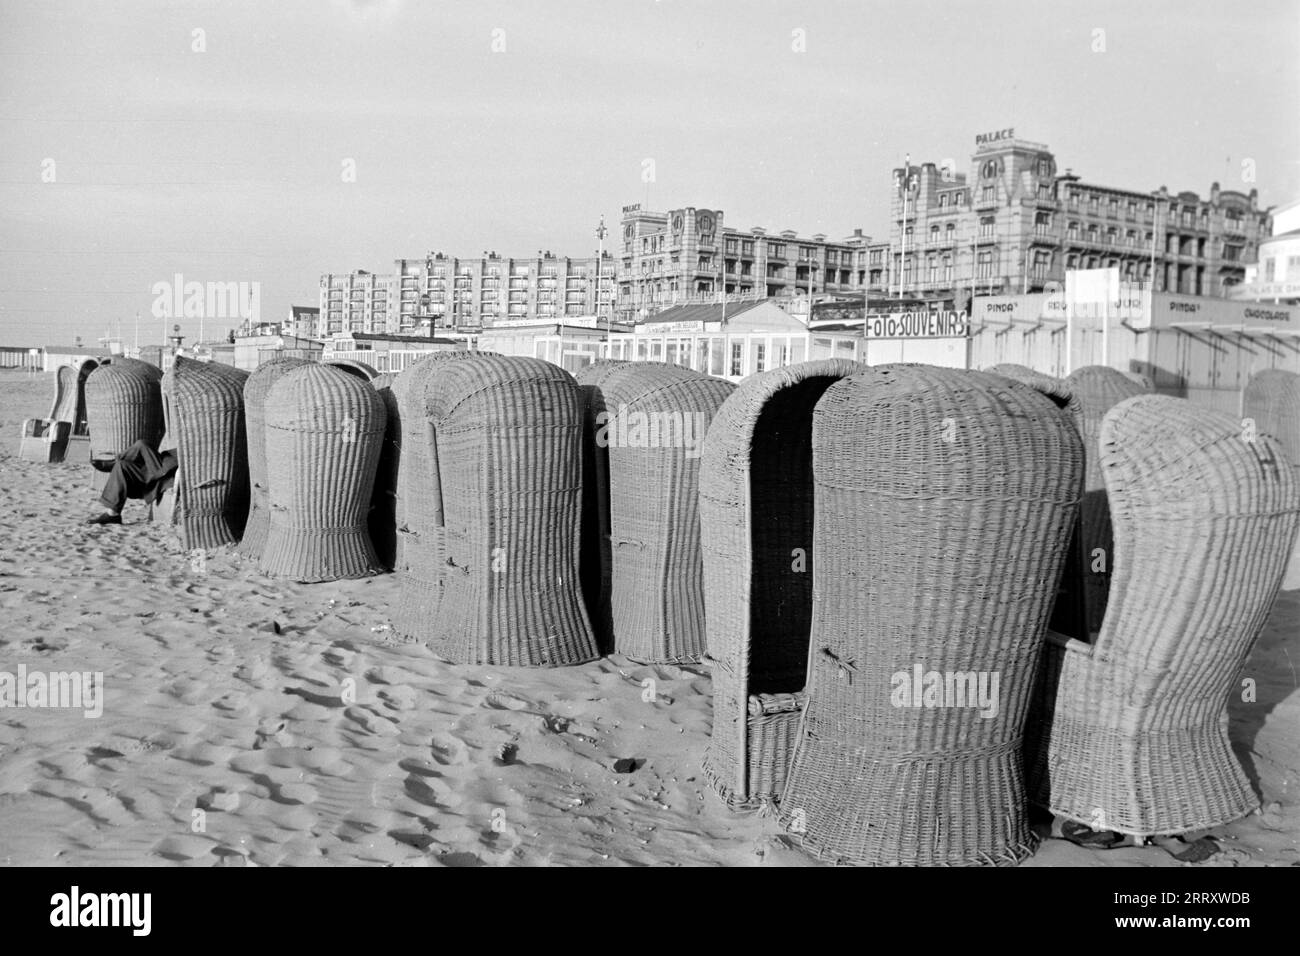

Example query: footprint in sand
[429,732,470,767]
[377,684,418,711]
[363,665,405,685]
[484,690,536,712]
[152,834,218,862]
[404,772,462,809]
[322,645,357,668]
[344,705,401,737]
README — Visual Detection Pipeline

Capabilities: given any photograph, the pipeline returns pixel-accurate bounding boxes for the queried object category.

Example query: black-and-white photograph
[0,0,1296,906]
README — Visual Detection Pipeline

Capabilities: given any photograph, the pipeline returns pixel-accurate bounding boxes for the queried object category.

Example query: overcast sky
[1,0,1296,347]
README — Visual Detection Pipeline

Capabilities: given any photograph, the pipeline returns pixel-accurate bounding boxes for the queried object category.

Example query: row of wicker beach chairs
[73,351,1300,865]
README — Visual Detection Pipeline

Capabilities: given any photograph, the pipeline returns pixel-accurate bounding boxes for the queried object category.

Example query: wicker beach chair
[699,359,864,811]
[984,362,1038,380]
[1027,394,1300,836]
[983,365,1089,639]
[390,350,493,642]
[49,361,94,435]
[1244,368,1300,469]
[985,364,1079,416]
[326,358,379,381]
[1063,365,1149,636]
[418,354,597,666]
[574,359,628,653]
[368,371,401,571]
[237,357,312,561]
[777,365,1084,865]
[588,362,736,663]
[1120,370,1155,392]
[84,360,164,461]
[161,356,251,550]
[259,364,387,582]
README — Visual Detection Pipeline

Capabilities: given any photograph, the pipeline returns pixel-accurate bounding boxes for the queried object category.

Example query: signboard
[863,311,969,339]
[1155,293,1296,329]
[641,320,705,333]
[489,316,602,329]
[976,128,1015,146]
[621,204,641,214]
[1232,281,1300,300]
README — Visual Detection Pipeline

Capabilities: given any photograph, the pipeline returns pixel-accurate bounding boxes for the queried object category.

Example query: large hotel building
[888,130,1270,305]
[615,205,889,322]
[316,131,1273,336]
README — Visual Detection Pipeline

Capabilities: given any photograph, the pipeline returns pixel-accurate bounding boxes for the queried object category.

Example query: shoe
[86,513,122,525]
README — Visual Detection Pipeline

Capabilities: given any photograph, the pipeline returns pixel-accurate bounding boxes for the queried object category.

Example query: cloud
[330,0,404,24]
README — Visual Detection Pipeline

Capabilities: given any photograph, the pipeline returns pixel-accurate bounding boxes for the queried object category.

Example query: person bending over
[86,438,177,526]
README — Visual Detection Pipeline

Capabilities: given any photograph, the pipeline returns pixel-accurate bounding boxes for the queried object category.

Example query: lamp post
[596,215,609,333]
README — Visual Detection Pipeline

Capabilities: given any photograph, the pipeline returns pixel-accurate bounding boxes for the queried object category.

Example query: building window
[929,225,940,243]
[981,185,996,203]
[754,343,766,373]
[730,342,743,377]
[939,194,949,208]
[1035,212,1051,236]
[928,256,938,282]
[1067,221,1079,238]
[976,251,993,278]
[1038,159,1051,177]
[943,257,953,282]
[979,216,995,238]
[946,223,956,242]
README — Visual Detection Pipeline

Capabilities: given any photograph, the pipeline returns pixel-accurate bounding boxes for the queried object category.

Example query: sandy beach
[1,367,1297,867]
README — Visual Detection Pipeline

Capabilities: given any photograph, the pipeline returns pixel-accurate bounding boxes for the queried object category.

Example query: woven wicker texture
[368,371,401,571]
[84,361,165,459]
[259,364,387,582]
[984,365,1082,420]
[1063,365,1149,635]
[590,362,736,663]
[698,359,864,811]
[98,355,163,378]
[390,350,493,642]
[777,364,1083,865]
[1244,369,1300,468]
[1027,393,1300,836]
[983,365,1090,640]
[237,357,312,561]
[418,354,597,666]
[1120,370,1155,391]
[326,358,379,381]
[574,359,629,653]
[49,360,98,437]
[161,357,251,550]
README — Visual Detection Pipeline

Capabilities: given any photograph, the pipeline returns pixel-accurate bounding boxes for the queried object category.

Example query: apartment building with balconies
[320,252,616,335]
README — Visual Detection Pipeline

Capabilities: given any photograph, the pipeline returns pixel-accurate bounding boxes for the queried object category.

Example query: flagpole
[898,154,910,301]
